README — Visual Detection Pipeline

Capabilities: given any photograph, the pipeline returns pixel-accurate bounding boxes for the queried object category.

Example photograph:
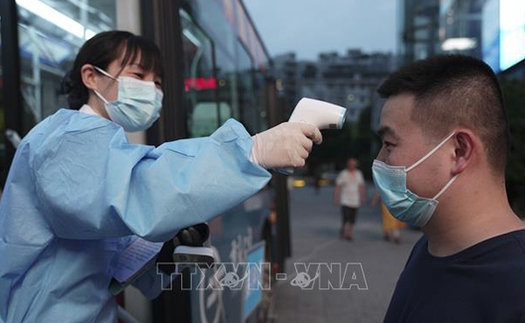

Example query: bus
[0,0,291,322]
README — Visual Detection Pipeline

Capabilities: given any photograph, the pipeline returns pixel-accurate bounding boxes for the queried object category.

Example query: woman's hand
[250,122,322,169]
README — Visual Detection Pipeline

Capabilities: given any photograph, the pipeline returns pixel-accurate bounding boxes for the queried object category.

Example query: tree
[500,78,525,217]
[306,106,376,180]
[307,121,353,175]
[354,106,375,180]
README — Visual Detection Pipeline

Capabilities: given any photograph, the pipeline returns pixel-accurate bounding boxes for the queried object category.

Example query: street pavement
[269,183,423,323]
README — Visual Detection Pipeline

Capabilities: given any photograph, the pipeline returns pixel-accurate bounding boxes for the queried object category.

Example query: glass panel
[17,0,116,131]
[0,14,5,185]
[215,47,238,121]
[236,43,255,133]
[180,9,232,138]
[253,71,268,131]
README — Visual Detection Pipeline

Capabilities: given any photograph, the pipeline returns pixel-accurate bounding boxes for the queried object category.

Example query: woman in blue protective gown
[0,31,322,323]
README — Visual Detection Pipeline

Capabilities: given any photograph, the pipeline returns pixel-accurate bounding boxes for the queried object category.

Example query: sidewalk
[269,183,422,323]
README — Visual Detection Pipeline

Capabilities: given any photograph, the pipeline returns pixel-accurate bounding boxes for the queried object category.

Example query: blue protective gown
[0,108,271,322]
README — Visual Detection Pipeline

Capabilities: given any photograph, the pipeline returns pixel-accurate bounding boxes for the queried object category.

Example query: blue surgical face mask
[372,132,459,228]
[92,66,163,132]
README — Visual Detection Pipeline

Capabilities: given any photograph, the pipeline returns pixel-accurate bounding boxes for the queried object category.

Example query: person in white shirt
[333,158,367,240]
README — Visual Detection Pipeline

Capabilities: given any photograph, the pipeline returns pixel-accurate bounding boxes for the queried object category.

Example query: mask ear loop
[433,175,459,200]
[93,90,109,104]
[92,66,119,105]
[93,66,118,81]
[406,132,456,172]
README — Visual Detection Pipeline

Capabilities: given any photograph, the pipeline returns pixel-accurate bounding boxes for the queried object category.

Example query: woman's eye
[133,73,144,79]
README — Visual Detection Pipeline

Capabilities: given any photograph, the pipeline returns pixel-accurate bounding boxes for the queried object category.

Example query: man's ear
[452,130,476,176]
[80,64,97,91]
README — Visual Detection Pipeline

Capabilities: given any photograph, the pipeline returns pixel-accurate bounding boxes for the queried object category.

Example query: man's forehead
[378,94,417,138]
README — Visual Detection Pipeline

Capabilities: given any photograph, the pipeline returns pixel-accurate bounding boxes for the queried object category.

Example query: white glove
[250,122,323,169]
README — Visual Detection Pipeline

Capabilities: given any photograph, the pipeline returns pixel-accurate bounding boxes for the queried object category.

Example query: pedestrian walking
[333,158,366,240]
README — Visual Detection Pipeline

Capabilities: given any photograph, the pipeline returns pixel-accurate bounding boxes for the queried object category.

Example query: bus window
[216,46,240,122]
[180,10,218,138]
[16,0,115,127]
[0,15,5,187]
[237,42,261,134]
[190,101,231,137]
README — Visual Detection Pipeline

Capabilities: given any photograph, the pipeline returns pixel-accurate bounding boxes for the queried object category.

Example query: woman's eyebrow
[128,62,144,69]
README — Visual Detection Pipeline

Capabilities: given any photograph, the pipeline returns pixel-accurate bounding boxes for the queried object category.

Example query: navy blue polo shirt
[384,229,525,322]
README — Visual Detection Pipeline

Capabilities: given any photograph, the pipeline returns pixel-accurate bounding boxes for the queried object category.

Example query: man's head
[347,158,358,171]
[377,54,509,175]
[375,54,509,205]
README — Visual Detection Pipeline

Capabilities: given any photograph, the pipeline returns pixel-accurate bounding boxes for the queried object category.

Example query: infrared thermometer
[280,98,346,174]
[289,97,347,129]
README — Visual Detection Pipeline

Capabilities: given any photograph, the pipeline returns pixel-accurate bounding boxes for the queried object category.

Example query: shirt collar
[79,104,99,116]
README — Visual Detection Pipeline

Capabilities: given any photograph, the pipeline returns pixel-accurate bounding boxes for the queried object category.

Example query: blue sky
[244,0,398,60]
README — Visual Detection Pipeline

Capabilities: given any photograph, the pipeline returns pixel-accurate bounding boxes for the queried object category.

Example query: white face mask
[371,132,459,227]
[93,66,163,132]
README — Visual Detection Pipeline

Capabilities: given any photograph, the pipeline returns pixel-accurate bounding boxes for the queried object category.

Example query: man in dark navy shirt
[384,232,525,322]
[372,54,525,322]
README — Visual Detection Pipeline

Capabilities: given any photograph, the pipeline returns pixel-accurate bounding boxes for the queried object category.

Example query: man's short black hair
[377,54,510,174]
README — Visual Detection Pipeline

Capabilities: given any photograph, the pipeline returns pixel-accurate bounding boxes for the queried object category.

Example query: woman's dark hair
[62,30,163,110]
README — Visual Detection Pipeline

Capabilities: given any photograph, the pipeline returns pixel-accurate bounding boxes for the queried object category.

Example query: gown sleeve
[32,118,271,242]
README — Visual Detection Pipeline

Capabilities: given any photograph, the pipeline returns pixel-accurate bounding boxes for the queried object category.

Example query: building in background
[271,52,299,115]
[397,0,484,65]
[397,0,440,64]
[439,0,485,58]
[482,0,525,75]
[273,49,394,123]
[398,0,525,74]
